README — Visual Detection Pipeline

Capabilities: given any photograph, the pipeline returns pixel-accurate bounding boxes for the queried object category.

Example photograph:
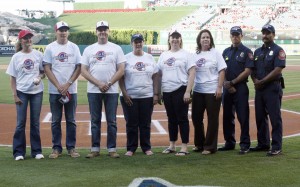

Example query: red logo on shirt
[134,62,145,71]
[23,59,34,70]
[165,57,175,66]
[96,51,106,61]
[56,52,68,62]
[278,50,286,60]
[196,58,206,67]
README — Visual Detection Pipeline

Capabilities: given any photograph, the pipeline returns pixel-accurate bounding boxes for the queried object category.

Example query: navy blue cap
[230,26,242,35]
[261,24,275,33]
[131,33,144,42]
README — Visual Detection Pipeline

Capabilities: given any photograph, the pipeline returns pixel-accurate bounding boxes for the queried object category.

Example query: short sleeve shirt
[81,41,126,93]
[43,41,81,94]
[123,52,158,98]
[6,49,44,94]
[157,49,195,93]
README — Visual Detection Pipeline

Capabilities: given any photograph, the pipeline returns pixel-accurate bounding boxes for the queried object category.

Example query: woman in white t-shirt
[6,30,45,161]
[119,33,160,156]
[157,30,195,156]
[192,29,227,155]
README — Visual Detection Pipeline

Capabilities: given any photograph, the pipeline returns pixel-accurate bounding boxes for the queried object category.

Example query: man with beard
[250,24,286,156]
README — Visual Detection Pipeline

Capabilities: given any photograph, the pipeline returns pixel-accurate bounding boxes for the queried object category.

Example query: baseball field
[0,55,300,186]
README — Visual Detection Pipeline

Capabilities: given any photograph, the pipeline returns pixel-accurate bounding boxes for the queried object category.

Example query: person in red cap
[43,21,81,159]
[6,30,45,161]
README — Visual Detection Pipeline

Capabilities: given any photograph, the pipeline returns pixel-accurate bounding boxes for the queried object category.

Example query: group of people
[6,20,286,161]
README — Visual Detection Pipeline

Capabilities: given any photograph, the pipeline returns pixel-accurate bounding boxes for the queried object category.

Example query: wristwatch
[68,80,73,85]
[108,81,112,87]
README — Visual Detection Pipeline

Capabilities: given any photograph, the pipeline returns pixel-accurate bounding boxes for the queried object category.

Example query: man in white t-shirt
[43,21,81,159]
[81,20,126,158]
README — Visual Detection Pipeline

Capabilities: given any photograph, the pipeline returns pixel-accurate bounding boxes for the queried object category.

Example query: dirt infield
[1,94,300,149]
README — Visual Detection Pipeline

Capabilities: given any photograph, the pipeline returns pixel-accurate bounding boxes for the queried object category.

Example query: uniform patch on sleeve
[278,50,286,60]
[248,52,254,60]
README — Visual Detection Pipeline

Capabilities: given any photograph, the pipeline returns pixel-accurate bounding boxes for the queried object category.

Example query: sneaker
[35,154,44,159]
[86,151,100,158]
[266,149,282,156]
[239,148,250,155]
[68,149,80,158]
[145,150,154,156]
[201,150,212,155]
[49,149,61,159]
[109,152,120,158]
[124,151,134,157]
[15,155,24,161]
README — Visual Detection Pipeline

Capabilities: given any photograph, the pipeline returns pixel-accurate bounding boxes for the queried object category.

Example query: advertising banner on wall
[0,45,15,56]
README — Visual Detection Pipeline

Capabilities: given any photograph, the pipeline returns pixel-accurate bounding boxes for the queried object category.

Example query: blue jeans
[120,96,153,153]
[13,91,43,158]
[49,94,77,152]
[88,93,119,153]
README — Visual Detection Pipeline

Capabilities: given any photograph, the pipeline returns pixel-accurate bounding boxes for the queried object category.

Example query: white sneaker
[35,154,44,159]
[15,156,24,161]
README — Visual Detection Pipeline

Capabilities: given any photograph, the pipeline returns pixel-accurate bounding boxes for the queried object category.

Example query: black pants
[163,86,189,144]
[120,97,153,152]
[192,92,221,152]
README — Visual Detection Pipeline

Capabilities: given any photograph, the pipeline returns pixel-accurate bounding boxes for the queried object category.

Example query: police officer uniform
[220,26,254,153]
[251,24,286,156]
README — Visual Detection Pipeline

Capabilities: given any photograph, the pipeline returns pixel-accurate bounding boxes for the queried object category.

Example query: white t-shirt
[122,52,158,98]
[157,49,195,93]
[43,41,81,94]
[81,42,126,93]
[193,48,227,93]
[6,49,44,94]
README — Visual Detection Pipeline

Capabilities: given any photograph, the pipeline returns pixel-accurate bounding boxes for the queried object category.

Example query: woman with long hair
[6,30,45,160]
[192,29,227,155]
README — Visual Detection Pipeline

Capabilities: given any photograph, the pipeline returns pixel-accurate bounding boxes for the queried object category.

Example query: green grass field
[59,6,199,31]
[0,137,300,187]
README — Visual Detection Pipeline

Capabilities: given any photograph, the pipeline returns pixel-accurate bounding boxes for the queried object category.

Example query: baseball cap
[54,21,70,31]
[96,21,109,29]
[131,33,144,42]
[18,30,33,39]
[230,26,242,35]
[169,30,181,37]
[261,24,275,33]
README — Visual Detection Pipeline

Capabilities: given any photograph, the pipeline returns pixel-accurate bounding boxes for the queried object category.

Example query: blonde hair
[15,40,22,53]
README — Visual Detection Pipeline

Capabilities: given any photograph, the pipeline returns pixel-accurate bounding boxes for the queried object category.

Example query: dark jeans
[222,83,250,149]
[13,91,43,158]
[88,93,119,153]
[120,96,153,152]
[255,82,283,150]
[49,94,77,152]
[163,86,189,144]
[192,92,221,152]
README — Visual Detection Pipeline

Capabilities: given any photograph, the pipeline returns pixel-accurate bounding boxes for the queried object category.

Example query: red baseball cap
[18,30,33,39]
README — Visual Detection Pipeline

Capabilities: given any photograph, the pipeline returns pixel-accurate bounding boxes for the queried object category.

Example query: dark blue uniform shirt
[253,42,286,80]
[222,43,254,82]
